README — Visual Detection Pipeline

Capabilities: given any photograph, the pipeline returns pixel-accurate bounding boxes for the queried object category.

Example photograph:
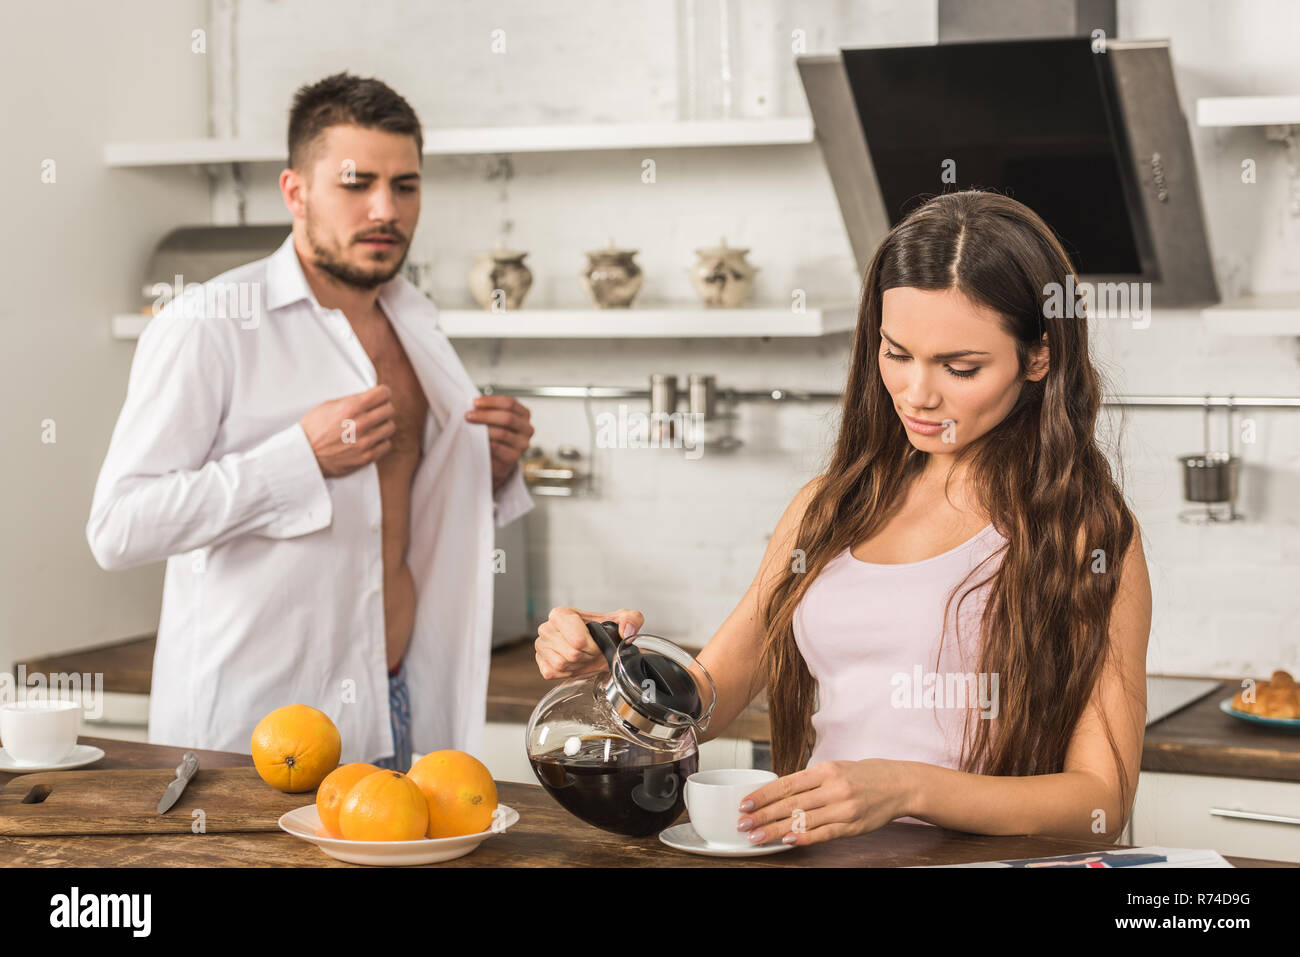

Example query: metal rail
[480,385,1300,410]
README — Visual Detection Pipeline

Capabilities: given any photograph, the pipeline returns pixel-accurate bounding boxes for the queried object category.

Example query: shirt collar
[265,231,413,316]
[265,232,317,313]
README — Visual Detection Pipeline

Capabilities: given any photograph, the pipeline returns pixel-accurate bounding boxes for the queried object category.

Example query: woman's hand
[735,759,915,846]
[535,606,645,680]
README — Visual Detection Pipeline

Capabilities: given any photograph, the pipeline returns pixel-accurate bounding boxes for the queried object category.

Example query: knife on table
[157,751,199,814]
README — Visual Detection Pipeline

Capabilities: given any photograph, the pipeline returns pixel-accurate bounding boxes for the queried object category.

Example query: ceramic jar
[688,237,757,308]
[581,240,644,308]
[468,246,533,311]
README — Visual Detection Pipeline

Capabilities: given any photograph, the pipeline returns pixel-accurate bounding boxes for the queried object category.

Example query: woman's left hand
[736,759,914,846]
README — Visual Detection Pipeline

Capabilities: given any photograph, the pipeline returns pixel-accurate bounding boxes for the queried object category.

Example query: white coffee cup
[1,699,82,765]
[684,768,777,848]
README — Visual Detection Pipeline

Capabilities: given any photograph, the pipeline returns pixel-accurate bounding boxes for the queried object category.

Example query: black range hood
[797,37,1219,307]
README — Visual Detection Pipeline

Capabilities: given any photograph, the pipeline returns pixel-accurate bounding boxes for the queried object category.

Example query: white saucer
[0,744,106,773]
[659,822,796,857]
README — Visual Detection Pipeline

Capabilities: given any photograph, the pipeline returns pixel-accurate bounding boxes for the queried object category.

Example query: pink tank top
[792,521,1007,826]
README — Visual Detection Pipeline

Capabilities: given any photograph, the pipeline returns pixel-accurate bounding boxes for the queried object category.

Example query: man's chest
[212,305,441,465]
[352,315,430,457]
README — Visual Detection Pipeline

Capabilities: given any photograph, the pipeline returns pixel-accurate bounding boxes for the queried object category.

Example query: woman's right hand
[535,606,645,680]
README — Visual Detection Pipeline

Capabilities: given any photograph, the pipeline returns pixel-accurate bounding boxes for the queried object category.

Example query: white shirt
[87,233,533,764]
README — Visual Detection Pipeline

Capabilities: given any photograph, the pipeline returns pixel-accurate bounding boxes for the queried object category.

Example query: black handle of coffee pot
[587,620,623,669]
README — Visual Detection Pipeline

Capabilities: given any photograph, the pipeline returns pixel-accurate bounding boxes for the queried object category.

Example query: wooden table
[0,737,1291,867]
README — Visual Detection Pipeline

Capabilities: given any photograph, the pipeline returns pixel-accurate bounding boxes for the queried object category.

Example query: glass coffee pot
[525,620,717,836]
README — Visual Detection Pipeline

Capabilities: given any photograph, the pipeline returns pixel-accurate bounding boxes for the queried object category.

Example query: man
[86,72,535,770]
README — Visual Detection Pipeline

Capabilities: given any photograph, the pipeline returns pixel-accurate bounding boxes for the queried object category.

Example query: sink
[1146,676,1223,727]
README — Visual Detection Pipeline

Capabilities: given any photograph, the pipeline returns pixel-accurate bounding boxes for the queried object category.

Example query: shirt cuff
[252,422,333,537]
[492,464,534,527]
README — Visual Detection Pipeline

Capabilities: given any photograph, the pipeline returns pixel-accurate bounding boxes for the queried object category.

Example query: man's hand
[465,395,534,493]
[300,384,396,478]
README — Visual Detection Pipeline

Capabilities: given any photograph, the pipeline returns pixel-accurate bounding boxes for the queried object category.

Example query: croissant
[1233,670,1300,718]
[1262,687,1299,719]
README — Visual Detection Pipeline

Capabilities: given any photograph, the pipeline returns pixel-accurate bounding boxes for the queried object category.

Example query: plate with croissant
[1220,670,1300,729]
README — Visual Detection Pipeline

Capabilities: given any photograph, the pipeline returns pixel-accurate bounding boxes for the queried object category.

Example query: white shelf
[112,313,151,339]
[103,118,814,168]
[111,305,857,341]
[1202,293,1300,335]
[436,306,855,338]
[1196,95,1300,128]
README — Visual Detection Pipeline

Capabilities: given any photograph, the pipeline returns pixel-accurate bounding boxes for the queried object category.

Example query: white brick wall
[213,0,1299,675]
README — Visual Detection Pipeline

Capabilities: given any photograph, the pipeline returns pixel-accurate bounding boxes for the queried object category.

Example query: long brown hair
[754,189,1138,813]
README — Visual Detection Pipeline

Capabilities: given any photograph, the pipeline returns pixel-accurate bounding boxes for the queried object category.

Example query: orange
[250,704,341,793]
[316,762,381,837]
[407,750,498,838]
[338,770,429,841]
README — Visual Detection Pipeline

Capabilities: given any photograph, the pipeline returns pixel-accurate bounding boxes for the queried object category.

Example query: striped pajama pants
[372,659,413,772]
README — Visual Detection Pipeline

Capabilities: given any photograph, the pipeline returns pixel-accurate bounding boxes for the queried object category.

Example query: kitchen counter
[14,633,773,742]
[12,638,1290,779]
[1141,677,1300,781]
[2,736,1291,866]
[17,634,155,695]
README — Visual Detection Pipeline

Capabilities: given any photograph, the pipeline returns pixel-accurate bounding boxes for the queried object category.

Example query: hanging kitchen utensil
[1178,396,1242,524]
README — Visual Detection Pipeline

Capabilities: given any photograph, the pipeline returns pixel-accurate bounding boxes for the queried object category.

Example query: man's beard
[305,213,409,290]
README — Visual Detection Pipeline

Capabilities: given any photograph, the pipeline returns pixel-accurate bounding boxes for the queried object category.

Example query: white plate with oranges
[279,801,519,866]
[252,705,517,866]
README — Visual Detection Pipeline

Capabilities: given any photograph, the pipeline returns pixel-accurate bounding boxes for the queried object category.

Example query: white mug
[684,768,777,848]
[1,699,81,765]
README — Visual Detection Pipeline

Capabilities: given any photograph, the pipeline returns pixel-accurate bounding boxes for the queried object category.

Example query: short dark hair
[287,71,423,173]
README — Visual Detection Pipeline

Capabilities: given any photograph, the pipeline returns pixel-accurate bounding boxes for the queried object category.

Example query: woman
[534,189,1151,847]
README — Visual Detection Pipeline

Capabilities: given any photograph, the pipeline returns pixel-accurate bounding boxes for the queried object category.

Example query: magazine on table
[916,847,1232,868]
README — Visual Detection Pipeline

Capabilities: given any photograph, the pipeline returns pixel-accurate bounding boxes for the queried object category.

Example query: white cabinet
[481,722,534,783]
[77,691,150,744]
[1131,771,1300,863]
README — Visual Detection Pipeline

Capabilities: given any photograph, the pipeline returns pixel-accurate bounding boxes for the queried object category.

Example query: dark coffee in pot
[529,733,697,837]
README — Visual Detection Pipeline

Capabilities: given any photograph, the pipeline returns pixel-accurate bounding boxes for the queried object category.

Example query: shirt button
[370,521,381,533]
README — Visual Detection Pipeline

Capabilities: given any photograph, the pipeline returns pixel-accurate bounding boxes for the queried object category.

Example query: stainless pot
[1177,399,1243,523]
[1178,451,1238,504]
